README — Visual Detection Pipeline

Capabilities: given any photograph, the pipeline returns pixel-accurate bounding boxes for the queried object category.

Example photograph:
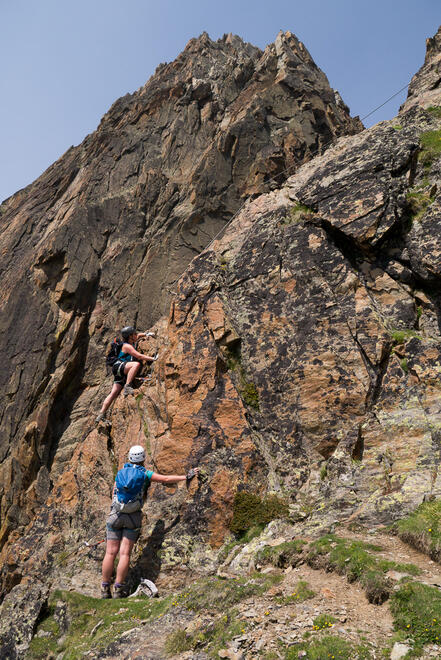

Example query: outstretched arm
[151,468,199,484]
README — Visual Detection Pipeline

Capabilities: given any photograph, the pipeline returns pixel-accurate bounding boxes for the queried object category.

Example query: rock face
[1,24,441,659]
[0,31,360,564]
[401,25,441,112]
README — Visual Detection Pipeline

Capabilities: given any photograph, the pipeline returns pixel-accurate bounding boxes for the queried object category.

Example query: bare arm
[150,473,187,484]
[122,343,155,362]
[150,468,199,484]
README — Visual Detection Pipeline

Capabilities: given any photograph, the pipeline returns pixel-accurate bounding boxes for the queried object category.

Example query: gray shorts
[106,511,142,542]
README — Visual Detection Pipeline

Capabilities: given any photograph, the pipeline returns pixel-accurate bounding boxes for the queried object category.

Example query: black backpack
[106,338,124,373]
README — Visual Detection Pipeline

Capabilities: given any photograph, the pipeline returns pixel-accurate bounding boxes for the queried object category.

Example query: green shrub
[241,381,259,409]
[230,491,288,536]
[390,329,421,344]
[418,129,441,169]
[164,629,194,655]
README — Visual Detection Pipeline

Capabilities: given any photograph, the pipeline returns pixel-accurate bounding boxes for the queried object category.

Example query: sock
[114,582,124,587]
[101,582,110,586]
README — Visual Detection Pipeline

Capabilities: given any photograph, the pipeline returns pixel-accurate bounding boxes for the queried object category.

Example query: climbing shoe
[123,385,135,397]
[113,583,127,598]
[95,413,111,426]
[101,582,111,599]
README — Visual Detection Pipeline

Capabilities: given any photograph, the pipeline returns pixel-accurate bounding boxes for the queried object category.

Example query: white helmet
[128,445,146,464]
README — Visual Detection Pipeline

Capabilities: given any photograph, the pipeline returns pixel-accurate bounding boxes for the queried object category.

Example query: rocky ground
[22,521,441,659]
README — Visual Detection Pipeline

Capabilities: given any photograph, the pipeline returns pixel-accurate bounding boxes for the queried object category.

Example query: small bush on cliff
[418,128,441,169]
[390,328,421,344]
[406,187,436,221]
[224,345,260,410]
[427,106,441,119]
[230,491,289,536]
[395,499,441,562]
[284,202,314,224]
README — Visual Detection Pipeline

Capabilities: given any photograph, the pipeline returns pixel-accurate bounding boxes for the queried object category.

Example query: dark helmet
[121,326,136,340]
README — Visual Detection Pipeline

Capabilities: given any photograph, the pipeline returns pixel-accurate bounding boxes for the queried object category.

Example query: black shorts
[112,361,127,386]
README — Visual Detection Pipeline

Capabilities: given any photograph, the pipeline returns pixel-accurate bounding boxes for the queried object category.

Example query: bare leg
[124,361,140,385]
[102,539,120,583]
[100,383,123,415]
[115,537,135,584]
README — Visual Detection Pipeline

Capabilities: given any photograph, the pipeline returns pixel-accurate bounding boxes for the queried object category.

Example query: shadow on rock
[128,515,180,592]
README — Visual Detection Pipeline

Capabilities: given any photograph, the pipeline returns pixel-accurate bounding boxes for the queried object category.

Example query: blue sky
[0,0,439,203]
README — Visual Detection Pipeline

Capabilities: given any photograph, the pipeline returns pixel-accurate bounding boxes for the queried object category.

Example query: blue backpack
[113,463,147,513]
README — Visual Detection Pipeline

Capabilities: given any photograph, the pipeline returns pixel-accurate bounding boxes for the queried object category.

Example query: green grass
[218,524,266,563]
[274,579,315,605]
[313,613,337,631]
[395,499,441,562]
[175,574,282,613]
[390,329,421,345]
[390,581,441,648]
[282,202,314,225]
[285,635,372,659]
[400,358,409,374]
[406,187,436,221]
[255,539,306,568]
[29,575,280,659]
[28,590,173,659]
[165,609,244,657]
[224,345,260,410]
[418,128,441,169]
[230,491,288,536]
[426,106,441,119]
[307,535,420,605]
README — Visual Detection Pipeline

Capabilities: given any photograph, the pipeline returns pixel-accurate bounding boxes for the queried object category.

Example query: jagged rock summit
[0,30,360,567]
[1,24,441,660]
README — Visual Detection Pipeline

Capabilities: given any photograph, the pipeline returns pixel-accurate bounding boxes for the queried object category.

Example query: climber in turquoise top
[95,326,157,425]
[101,445,199,598]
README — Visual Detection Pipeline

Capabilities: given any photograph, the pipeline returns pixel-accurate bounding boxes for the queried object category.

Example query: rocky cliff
[1,25,441,660]
[0,30,360,563]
